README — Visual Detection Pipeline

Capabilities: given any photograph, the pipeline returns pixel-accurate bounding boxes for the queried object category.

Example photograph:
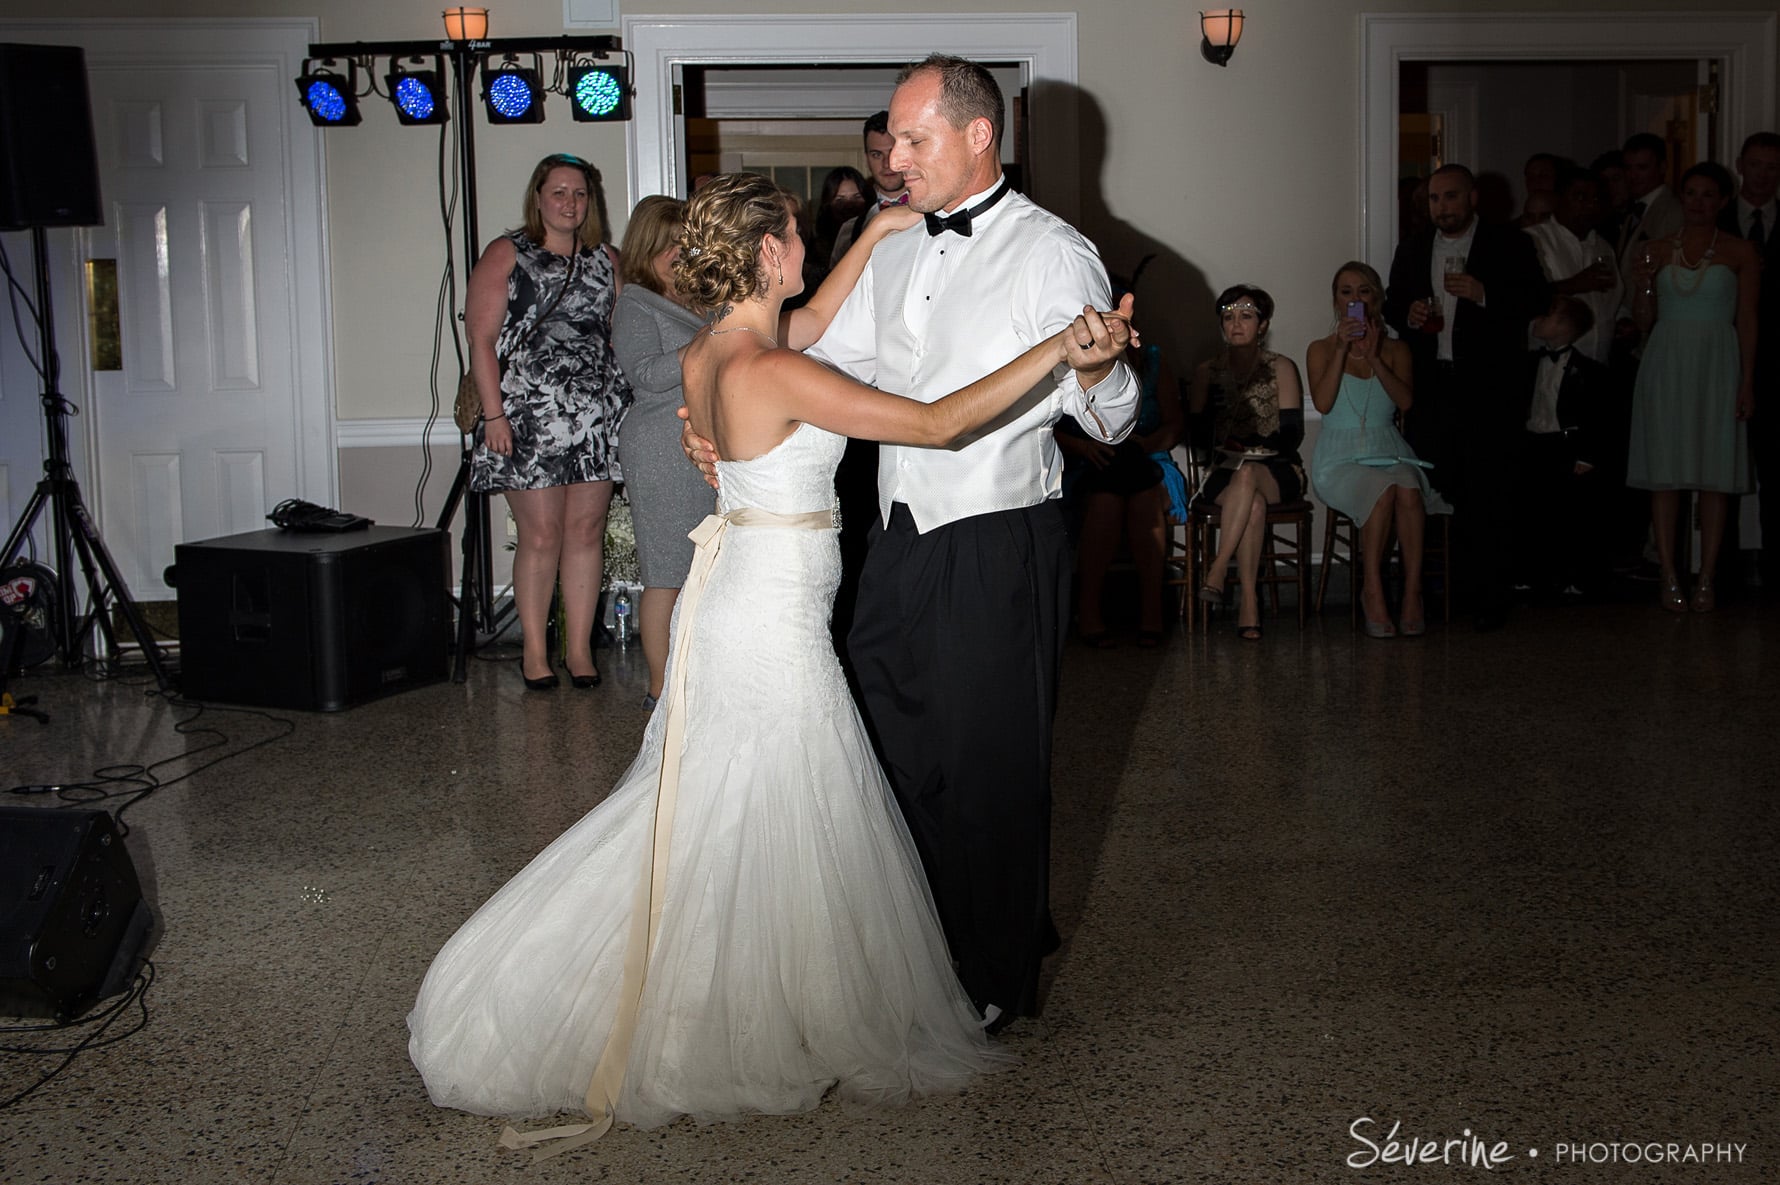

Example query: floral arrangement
[604,486,639,586]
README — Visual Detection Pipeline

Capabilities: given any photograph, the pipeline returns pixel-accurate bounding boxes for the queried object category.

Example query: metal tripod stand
[1,227,173,691]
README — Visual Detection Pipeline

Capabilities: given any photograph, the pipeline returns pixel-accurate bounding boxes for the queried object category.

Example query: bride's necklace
[707,323,777,347]
[1668,228,1720,295]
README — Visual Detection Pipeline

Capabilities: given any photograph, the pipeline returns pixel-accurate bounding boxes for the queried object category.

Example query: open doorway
[1398,59,1708,231]
[675,63,1027,205]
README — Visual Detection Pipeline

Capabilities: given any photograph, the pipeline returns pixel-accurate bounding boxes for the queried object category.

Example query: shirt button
[900,459,910,470]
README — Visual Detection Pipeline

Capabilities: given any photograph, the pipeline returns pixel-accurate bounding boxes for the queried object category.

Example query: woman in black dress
[1187,285,1305,640]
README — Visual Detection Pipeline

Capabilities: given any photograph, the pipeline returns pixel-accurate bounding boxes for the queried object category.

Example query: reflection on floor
[1,600,1775,1185]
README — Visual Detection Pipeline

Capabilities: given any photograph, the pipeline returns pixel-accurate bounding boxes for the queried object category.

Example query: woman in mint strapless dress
[1306,262,1450,638]
[1627,162,1758,613]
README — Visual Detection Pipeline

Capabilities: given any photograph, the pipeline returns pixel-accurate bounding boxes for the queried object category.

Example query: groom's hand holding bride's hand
[678,407,721,489]
[1063,293,1137,386]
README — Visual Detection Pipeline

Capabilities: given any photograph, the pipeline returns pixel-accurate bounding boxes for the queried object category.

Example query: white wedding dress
[408,423,1005,1135]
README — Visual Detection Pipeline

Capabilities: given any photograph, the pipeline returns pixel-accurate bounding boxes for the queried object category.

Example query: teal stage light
[567,65,631,123]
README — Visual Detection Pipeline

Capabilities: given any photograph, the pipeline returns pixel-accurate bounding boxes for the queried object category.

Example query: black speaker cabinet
[174,526,450,712]
[0,43,103,230]
[0,807,152,1021]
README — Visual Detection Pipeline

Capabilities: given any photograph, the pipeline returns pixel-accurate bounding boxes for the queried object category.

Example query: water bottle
[613,587,633,646]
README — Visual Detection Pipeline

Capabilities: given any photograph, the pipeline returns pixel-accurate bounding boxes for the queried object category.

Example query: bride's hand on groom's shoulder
[678,406,722,489]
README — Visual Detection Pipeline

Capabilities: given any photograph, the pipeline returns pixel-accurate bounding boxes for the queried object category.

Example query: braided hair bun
[674,173,793,311]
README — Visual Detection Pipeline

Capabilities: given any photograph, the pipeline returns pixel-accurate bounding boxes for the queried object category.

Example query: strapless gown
[408,422,1005,1144]
[1628,264,1751,493]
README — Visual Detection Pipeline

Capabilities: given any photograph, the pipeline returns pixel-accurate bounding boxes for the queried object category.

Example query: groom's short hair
[897,54,1003,148]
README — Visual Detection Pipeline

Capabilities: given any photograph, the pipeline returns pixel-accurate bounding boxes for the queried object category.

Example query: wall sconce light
[1200,9,1245,67]
[442,7,489,42]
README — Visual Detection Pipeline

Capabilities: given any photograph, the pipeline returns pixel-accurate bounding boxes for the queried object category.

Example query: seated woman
[1056,341,1183,647]
[1306,261,1450,637]
[1188,285,1305,640]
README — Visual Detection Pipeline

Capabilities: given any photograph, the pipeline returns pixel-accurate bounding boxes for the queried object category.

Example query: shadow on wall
[1050,83,1219,383]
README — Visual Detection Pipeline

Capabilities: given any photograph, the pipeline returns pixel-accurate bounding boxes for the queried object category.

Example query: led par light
[295,59,361,127]
[483,56,544,124]
[387,57,448,125]
[567,64,631,123]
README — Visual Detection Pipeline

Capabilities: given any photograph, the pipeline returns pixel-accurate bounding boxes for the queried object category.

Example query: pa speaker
[0,43,103,230]
[173,526,450,712]
[0,807,152,1021]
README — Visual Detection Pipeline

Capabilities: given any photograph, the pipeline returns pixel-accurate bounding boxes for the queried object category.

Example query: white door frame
[1360,11,1778,270]
[0,17,338,526]
[622,13,1081,225]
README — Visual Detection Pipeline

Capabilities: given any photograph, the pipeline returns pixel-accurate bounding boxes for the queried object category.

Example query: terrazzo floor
[1,595,1775,1184]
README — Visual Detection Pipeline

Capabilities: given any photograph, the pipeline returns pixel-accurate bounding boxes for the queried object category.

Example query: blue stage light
[386,58,448,126]
[294,60,361,127]
[483,60,544,125]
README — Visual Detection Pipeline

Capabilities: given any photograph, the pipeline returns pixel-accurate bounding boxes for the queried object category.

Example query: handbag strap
[515,247,579,351]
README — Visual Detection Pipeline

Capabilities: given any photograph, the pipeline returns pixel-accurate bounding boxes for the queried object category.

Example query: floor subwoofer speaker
[0,43,103,230]
[0,807,152,1021]
[174,526,450,711]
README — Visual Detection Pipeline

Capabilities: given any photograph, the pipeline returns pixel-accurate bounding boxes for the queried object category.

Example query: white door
[0,19,334,599]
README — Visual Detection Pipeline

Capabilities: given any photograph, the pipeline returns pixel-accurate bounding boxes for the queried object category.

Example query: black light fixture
[295,58,362,126]
[566,63,631,123]
[1200,9,1246,67]
[482,54,544,124]
[387,56,449,125]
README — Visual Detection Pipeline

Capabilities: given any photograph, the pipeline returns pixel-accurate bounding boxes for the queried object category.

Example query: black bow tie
[1541,346,1572,364]
[924,183,1010,237]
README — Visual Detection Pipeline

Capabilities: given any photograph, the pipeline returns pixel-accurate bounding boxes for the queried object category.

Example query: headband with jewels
[1220,299,1263,315]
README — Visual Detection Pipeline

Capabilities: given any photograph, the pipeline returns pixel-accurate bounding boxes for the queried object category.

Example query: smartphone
[1345,300,1366,337]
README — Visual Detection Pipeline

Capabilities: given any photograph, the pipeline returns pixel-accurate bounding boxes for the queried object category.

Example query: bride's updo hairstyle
[674,172,793,311]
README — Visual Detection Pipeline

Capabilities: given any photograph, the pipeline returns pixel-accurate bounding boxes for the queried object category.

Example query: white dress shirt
[1527,349,1569,435]
[1430,219,1478,363]
[1526,219,1622,364]
[807,181,1139,532]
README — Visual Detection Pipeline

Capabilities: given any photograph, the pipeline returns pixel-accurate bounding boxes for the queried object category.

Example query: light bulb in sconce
[443,7,489,42]
[1200,9,1245,67]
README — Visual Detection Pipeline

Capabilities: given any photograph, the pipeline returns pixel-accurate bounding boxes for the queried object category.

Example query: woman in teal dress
[1628,162,1758,613]
[1307,262,1450,637]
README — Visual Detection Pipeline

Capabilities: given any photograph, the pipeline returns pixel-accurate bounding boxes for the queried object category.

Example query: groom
[804,55,1139,1030]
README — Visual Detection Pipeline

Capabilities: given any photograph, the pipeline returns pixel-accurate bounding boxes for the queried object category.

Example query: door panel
[85,60,294,595]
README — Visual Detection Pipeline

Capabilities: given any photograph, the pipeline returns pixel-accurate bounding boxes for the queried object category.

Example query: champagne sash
[501,505,837,1162]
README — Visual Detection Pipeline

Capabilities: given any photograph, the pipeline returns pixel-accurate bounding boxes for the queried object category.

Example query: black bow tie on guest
[1541,345,1573,364]
[924,182,1010,237]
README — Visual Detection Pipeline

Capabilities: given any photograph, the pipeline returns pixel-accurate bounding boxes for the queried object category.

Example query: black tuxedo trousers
[847,500,1069,1020]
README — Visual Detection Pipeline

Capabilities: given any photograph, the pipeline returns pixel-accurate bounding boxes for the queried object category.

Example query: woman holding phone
[1307,261,1449,638]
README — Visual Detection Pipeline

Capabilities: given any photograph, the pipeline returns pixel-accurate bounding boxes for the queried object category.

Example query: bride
[408,172,1129,1154]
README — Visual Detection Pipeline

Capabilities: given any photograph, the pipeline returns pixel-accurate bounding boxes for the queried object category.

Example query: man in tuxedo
[828,110,911,265]
[807,55,1138,1031]
[1720,131,1780,587]
[1384,163,1549,629]
[1517,296,1618,599]
[1616,132,1684,279]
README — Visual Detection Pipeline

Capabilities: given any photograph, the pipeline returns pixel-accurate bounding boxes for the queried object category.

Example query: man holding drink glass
[1385,163,1549,630]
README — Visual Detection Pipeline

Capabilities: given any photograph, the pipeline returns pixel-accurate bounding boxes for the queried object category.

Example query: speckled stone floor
[1,596,1775,1184]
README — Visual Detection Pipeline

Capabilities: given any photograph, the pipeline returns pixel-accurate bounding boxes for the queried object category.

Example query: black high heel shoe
[521,666,560,691]
[565,659,601,689]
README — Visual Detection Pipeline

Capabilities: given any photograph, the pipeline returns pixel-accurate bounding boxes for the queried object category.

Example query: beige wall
[16,0,1780,526]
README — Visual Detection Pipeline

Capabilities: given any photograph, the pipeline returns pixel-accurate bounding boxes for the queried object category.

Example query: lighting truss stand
[0,227,173,691]
[308,34,621,683]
